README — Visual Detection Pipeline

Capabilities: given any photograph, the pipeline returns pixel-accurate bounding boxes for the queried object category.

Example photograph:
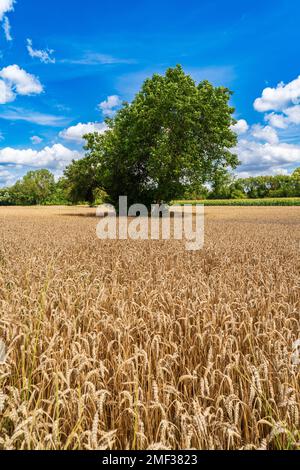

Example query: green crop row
[173,198,300,206]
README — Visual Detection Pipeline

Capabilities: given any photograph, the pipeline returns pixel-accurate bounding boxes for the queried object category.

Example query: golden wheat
[0,205,299,450]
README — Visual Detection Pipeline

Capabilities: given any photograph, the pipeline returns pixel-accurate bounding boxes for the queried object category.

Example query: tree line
[0,66,299,206]
[207,170,300,200]
[1,167,299,206]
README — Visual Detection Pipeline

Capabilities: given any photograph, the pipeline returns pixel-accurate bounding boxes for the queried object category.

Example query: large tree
[63,157,99,204]
[66,65,239,206]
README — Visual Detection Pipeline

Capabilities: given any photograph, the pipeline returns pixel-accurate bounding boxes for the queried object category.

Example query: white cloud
[265,105,300,129]
[231,75,300,176]
[0,169,11,178]
[0,144,81,169]
[0,1,15,41]
[236,167,291,178]
[99,95,121,117]
[30,135,43,145]
[59,121,108,143]
[0,65,43,95]
[0,0,14,21]
[26,39,55,64]
[284,105,300,124]
[0,168,15,185]
[0,65,44,104]
[0,78,15,103]
[251,124,279,144]
[3,16,11,40]
[231,119,249,135]
[272,168,289,176]
[264,112,287,129]
[254,76,300,112]
[0,107,70,126]
[61,52,134,66]
[236,139,300,174]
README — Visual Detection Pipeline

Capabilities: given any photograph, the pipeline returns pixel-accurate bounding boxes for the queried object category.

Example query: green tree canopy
[9,169,55,205]
[292,167,300,178]
[63,157,99,204]
[65,65,239,206]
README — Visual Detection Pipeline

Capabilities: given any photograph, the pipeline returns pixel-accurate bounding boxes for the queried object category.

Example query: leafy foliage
[231,175,300,199]
[6,170,55,205]
[207,172,300,200]
[65,65,238,206]
[63,156,100,204]
[292,167,300,178]
[0,170,69,206]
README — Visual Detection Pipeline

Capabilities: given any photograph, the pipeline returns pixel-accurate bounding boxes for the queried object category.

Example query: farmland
[174,197,300,206]
[0,205,299,450]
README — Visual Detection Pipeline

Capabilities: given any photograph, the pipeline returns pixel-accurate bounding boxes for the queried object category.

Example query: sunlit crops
[175,197,300,206]
[0,206,299,450]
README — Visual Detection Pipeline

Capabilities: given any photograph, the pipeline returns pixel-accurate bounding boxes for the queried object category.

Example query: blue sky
[0,0,300,186]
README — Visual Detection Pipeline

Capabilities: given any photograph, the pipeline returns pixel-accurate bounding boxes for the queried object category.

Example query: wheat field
[0,205,299,450]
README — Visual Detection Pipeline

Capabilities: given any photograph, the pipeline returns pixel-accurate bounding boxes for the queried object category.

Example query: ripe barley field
[0,205,299,450]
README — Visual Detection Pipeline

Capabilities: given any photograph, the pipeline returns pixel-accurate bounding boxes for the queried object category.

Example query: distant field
[0,206,299,450]
[174,197,300,206]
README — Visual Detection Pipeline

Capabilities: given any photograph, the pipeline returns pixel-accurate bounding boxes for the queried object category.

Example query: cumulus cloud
[284,105,300,125]
[0,144,81,169]
[0,65,43,104]
[231,119,249,135]
[0,168,15,185]
[30,135,43,145]
[59,122,108,143]
[236,139,300,174]
[272,168,289,176]
[251,124,279,144]
[236,167,291,178]
[27,39,55,64]
[264,112,287,129]
[99,95,121,117]
[0,0,14,21]
[0,78,15,103]
[253,76,300,136]
[0,65,43,95]
[233,75,300,175]
[265,105,300,129]
[254,76,300,112]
